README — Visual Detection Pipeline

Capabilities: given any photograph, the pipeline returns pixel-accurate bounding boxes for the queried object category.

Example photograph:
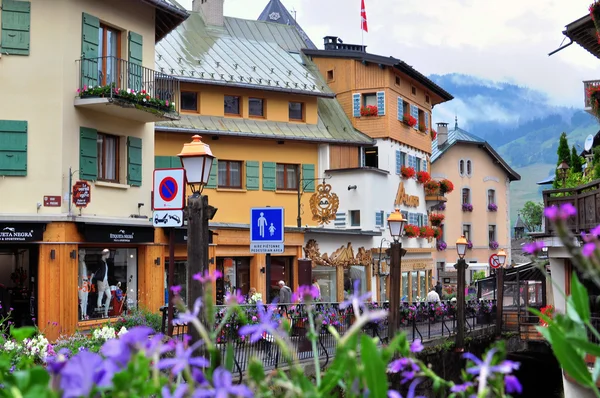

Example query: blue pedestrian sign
[250,207,284,254]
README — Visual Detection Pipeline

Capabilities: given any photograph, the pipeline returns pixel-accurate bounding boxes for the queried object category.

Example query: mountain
[428,73,599,224]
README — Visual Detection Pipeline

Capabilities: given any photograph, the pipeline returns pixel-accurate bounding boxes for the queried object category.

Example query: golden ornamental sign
[309,183,339,224]
[395,182,419,207]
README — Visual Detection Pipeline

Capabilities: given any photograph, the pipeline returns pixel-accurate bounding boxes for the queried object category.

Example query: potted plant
[489,240,499,250]
[400,166,416,179]
[488,203,498,212]
[418,123,426,133]
[402,114,417,127]
[467,240,473,250]
[429,213,445,227]
[432,227,442,239]
[462,203,474,212]
[416,171,431,184]
[419,226,435,239]
[436,240,447,251]
[360,105,378,117]
[403,224,420,238]
[424,180,440,195]
[439,179,454,194]
[430,129,437,140]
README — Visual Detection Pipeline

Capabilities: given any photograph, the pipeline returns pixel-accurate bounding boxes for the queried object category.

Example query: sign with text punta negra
[0,224,44,242]
[83,224,154,244]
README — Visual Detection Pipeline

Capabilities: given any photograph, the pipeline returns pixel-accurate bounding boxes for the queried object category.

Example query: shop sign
[309,183,339,225]
[394,182,419,207]
[43,196,61,207]
[413,263,428,270]
[72,181,91,208]
[0,223,44,242]
[84,224,154,244]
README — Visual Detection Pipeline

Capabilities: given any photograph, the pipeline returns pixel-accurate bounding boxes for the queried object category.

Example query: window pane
[97,134,104,178]
[230,162,241,187]
[276,164,285,189]
[106,29,118,85]
[249,98,264,117]
[97,27,104,85]
[462,189,469,204]
[313,266,337,302]
[224,96,240,115]
[459,160,464,174]
[104,136,117,181]
[402,272,409,300]
[363,94,377,107]
[218,161,228,187]
[419,271,426,298]
[286,165,297,189]
[289,102,303,120]
[411,271,419,300]
[181,92,198,111]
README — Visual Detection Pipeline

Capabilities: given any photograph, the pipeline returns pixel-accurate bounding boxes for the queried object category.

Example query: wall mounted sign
[83,224,154,244]
[309,183,339,225]
[483,176,500,183]
[394,182,419,207]
[72,181,91,208]
[0,223,44,242]
[43,196,61,207]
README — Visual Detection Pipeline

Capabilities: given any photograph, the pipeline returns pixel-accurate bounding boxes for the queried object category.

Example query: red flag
[361,0,368,32]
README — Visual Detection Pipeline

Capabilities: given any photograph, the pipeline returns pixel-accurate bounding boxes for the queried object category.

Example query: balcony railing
[542,179,600,235]
[75,56,179,121]
[584,80,600,109]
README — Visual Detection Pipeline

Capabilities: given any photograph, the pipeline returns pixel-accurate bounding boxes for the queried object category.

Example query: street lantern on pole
[495,248,507,336]
[454,235,469,351]
[387,209,407,338]
[557,161,569,188]
[178,135,218,349]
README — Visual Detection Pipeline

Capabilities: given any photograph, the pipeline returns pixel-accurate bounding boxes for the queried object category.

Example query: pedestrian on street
[278,280,292,304]
[435,280,443,297]
[426,287,441,303]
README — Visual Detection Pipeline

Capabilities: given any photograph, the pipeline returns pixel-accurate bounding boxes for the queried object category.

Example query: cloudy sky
[177,0,600,107]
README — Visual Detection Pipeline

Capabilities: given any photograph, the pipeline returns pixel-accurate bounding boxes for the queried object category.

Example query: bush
[113,308,162,333]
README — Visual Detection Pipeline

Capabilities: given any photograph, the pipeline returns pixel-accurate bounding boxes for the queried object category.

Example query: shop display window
[344,266,366,299]
[165,260,188,306]
[313,266,337,302]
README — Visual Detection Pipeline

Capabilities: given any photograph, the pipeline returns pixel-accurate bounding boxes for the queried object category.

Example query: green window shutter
[205,158,218,189]
[302,164,315,192]
[128,31,143,92]
[0,120,27,176]
[262,162,276,191]
[1,0,30,55]
[81,13,99,88]
[79,127,97,181]
[154,156,180,169]
[246,160,259,191]
[127,136,142,187]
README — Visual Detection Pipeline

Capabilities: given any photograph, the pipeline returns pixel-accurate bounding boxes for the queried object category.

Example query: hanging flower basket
[416,171,431,184]
[489,240,499,250]
[462,203,473,212]
[488,203,498,212]
[360,105,378,117]
[430,129,437,140]
[404,224,420,238]
[439,179,454,194]
[436,240,447,251]
[429,213,445,226]
[401,166,416,179]
[424,180,440,195]
[403,114,417,127]
[432,227,442,240]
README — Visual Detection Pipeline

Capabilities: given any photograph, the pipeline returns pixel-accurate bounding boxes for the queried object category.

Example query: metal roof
[155,12,332,98]
[514,214,526,229]
[431,121,521,181]
[257,0,317,50]
[536,175,555,185]
[139,0,189,42]
[564,15,600,59]
[225,17,307,52]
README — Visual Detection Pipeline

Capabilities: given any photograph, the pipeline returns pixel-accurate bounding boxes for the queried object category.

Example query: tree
[571,145,583,174]
[472,270,486,282]
[553,132,571,188]
[521,201,543,232]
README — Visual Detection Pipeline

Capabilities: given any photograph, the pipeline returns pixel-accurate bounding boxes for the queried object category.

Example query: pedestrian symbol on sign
[269,223,276,236]
[258,212,267,237]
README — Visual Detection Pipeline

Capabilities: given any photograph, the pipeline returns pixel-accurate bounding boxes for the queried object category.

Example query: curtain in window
[276,164,285,189]
[218,162,228,187]
[286,166,297,189]
[104,136,117,180]
[230,162,241,187]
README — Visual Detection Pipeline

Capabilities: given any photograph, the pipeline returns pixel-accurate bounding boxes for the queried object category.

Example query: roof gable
[257,0,317,49]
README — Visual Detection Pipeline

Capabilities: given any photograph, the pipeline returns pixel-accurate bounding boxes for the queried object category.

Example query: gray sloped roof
[225,17,307,53]
[514,214,526,229]
[431,123,520,181]
[257,0,317,50]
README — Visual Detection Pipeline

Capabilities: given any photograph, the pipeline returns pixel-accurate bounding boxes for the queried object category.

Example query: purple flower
[238,302,280,343]
[192,367,253,397]
[410,339,424,353]
[450,382,473,393]
[523,241,545,255]
[340,279,372,310]
[388,391,402,398]
[544,203,576,221]
[388,357,420,384]
[193,270,222,284]
[463,349,520,390]
[101,326,155,366]
[171,285,182,295]
[177,297,203,324]
[59,351,115,397]
[583,242,597,257]
[505,375,522,394]
[46,348,70,375]
[162,384,188,398]
[225,290,245,305]
[157,340,208,375]
[292,285,319,303]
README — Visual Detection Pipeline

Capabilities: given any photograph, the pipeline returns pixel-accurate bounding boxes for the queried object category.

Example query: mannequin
[78,249,89,320]
[95,249,111,318]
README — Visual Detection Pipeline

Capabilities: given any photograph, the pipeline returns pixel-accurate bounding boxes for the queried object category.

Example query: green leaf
[593,357,600,385]
[570,272,591,323]
[225,343,235,372]
[535,326,553,344]
[382,332,409,362]
[10,327,36,342]
[360,335,388,398]
[319,346,349,395]
[248,358,266,384]
[570,338,600,357]
[548,326,593,388]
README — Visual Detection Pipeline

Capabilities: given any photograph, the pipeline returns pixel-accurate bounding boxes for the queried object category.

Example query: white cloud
[176,0,600,107]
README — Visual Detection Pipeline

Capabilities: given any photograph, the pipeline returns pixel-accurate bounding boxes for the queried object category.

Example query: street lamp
[454,235,469,351]
[387,209,407,338]
[495,248,507,337]
[177,135,218,347]
[557,161,569,188]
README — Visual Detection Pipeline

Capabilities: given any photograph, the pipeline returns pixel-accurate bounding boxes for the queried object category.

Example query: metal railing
[542,179,600,235]
[159,299,497,381]
[584,80,600,108]
[76,56,179,115]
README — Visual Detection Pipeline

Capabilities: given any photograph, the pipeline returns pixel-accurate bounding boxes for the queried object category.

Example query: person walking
[435,280,443,297]
[426,286,441,303]
[278,280,292,304]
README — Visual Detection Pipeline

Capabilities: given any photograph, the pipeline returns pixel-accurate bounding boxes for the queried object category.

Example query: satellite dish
[585,134,594,151]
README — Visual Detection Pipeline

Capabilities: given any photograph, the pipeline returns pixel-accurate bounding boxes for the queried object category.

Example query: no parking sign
[153,169,185,210]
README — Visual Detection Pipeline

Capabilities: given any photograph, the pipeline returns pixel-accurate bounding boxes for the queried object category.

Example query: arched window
[462,188,470,204]
[459,159,465,176]
[466,160,472,176]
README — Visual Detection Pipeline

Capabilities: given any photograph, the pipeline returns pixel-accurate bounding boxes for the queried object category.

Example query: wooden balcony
[584,80,600,116]
[542,179,600,235]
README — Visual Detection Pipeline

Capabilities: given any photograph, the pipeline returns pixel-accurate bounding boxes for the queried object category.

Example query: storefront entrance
[0,245,38,327]
[216,257,251,304]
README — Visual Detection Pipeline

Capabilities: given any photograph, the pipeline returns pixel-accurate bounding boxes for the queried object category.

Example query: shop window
[419,270,426,297]
[411,271,418,301]
[165,260,188,305]
[363,146,378,168]
[344,266,366,297]
[216,257,250,304]
[379,275,388,302]
[313,266,337,302]
[97,133,120,182]
[276,163,298,190]
[289,102,304,121]
[249,98,265,117]
[218,160,242,189]
[0,247,38,327]
[349,210,361,227]
[269,257,292,303]
[401,272,409,301]
[78,248,137,321]
[224,95,241,115]
[181,91,198,112]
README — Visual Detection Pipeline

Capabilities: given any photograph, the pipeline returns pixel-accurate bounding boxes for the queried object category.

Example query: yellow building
[0,0,187,339]
[153,2,372,304]
[430,120,520,289]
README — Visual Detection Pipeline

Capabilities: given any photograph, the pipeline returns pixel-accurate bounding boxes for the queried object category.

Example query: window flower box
[401,166,416,179]
[402,114,417,127]
[404,224,420,238]
[488,203,498,212]
[78,84,176,113]
[439,179,454,194]
[360,105,378,117]
[436,240,447,251]
[430,129,437,140]
[429,213,445,227]
[462,203,473,212]
[489,240,499,250]
[424,180,440,195]
[416,171,431,184]
[419,226,435,239]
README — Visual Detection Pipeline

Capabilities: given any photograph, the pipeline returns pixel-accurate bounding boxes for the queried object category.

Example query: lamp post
[495,248,507,336]
[177,135,218,346]
[558,161,569,188]
[454,235,469,351]
[387,209,407,338]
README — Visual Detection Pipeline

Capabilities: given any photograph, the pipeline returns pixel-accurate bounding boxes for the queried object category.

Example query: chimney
[193,0,224,27]
[437,123,448,147]
[322,36,367,52]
